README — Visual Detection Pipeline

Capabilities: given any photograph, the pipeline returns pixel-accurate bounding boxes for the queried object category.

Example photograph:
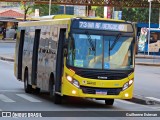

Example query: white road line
[16,94,42,102]
[0,90,24,92]
[116,99,135,104]
[0,94,15,102]
[146,97,160,102]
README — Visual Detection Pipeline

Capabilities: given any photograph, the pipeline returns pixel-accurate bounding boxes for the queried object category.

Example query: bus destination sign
[79,21,128,32]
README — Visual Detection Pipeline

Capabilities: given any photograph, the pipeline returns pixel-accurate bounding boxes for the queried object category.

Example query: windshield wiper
[110,33,121,50]
[86,31,96,51]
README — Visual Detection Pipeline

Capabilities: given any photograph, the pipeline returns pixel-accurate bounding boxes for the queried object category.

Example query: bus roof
[18,15,129,27]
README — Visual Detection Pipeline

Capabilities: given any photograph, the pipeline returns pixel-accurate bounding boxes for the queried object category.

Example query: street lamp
[49,0,51,15]
[148,0,153,55]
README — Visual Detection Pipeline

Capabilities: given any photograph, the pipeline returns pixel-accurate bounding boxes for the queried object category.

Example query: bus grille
[67,66,133,80]
[76,71,130,80]
[80,86,122,95]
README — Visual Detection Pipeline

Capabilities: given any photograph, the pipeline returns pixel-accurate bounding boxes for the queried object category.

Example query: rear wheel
[24,71,32,93]
[49,75,62,104]
[33,88,40,94]
[105,99,114,105]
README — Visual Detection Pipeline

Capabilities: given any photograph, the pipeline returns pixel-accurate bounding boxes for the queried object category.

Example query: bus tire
[33,88,40,94]
[105,99,114,105]
[54,93,62,104]
[24,70,32,93]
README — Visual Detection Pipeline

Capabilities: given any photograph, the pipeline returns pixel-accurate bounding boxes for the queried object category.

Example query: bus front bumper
[61,78,133,99]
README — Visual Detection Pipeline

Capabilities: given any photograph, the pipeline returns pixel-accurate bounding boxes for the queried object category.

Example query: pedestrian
[2,26,6,40]
[14,27,17,40]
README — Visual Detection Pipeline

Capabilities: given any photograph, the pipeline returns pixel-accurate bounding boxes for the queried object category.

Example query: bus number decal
[79,21,125,31]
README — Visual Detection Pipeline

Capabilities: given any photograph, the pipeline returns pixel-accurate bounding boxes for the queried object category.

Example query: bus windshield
[67,33,134,70]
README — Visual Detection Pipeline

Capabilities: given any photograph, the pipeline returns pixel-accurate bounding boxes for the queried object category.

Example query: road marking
[0,94,15,102]
[116,99,135,104]
[146,97,160,103]
[0,90,24,92]
[16,94,42,102]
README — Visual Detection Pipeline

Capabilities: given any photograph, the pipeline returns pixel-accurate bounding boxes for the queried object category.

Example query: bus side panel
[36,24,67,91]
[22,27,35,84]
[37,25,55,90]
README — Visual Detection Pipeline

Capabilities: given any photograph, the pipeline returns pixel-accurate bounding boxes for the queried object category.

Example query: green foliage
[122,8,159,23]
[33,4,59,16]
[20,2,59,20]
[92,6,159,24]
[92,6,104,18]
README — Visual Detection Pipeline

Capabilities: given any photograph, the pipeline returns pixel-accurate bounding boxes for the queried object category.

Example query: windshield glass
[67,33,134,70]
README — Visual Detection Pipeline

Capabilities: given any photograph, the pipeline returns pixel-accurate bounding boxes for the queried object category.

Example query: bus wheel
[54,93,62,104]
[24,71,32,93]
[105,99,114,105]
[33,88,40,94]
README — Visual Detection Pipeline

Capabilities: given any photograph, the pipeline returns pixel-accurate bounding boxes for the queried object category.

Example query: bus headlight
[66,75,80,88]
[67,75,72,82]
[123,79,133,91]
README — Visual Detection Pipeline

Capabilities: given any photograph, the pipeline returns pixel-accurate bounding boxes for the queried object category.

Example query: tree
[122,8,159,23]
[92,7,159,24]
[20,2,59,21]
[20,1,34,21]
[92,6,104,18]
[33,4,59,16]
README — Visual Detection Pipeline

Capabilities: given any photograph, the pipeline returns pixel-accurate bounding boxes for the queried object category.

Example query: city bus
[14,15,136,105]
[138,28,160,55]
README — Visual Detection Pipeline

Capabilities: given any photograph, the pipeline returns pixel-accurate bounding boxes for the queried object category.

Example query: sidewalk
[0,39,16,43]
[0,54,14,62]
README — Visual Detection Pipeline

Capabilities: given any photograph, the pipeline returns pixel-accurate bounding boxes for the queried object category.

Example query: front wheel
[105,99,114,105]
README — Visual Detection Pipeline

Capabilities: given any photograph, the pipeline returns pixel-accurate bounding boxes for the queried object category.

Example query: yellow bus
[14,15,136,105]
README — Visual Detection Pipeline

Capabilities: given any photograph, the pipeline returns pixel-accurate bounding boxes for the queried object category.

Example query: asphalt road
[0,60,160,120]
[134,65,160,98]
[0,43,15,55]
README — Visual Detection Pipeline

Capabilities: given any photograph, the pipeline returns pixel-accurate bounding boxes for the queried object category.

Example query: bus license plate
[96,90,107,95]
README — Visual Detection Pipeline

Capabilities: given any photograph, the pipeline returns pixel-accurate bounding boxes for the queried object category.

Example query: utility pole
[49,0,51,15]
[148,0,153,55]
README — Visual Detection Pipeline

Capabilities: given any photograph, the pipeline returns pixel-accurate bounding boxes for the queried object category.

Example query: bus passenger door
[31,29,41,85]
[55,29,66,92]
[17,30,25,80]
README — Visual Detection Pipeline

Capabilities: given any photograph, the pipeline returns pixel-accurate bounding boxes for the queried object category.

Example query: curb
[127,94,158,105]
[0,41,16,43]
[135,62,160,66]
[0,56,14,62]
[136,55,160,59]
